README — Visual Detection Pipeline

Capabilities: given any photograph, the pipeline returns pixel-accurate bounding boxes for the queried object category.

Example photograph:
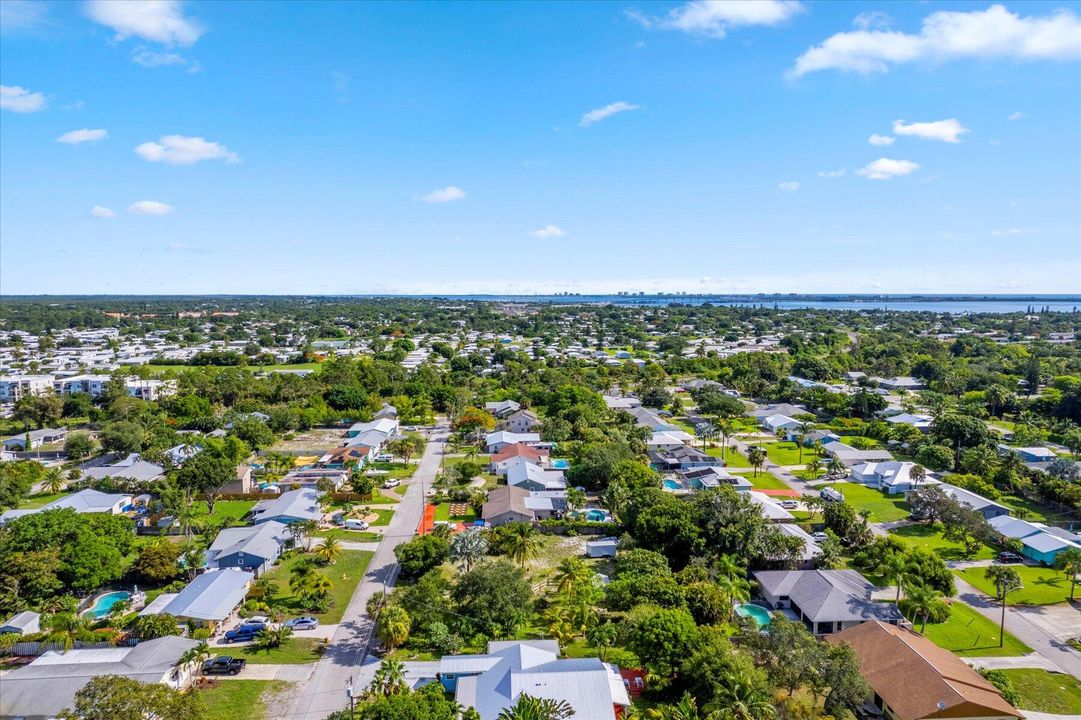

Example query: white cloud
[0,1,48,31]
[135,135,238,165]
[132,46,187,67]
[57,128,107,144]
[777,181,800,191]
[1008,110,1027,121]
[893,118,968,143]
[90,205,116,218]
[0,84,45,112]
[992,227,1037,236]
[853,11,892,31]
[127,200,175,215]
[579,101,640,127]
[532,224,566,238]
[422,186,466,203]
[868,134,895,146]
[628,1,803,39]
[818,169,846,178]
[85,0,203,46]
[792,5,1081,77]
[856,158,920,180]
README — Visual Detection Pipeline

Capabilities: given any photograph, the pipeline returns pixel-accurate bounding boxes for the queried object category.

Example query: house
[679,466,752,492]
[850,461,926,495]
[2,427,67,450]
[224,465,254,494]
[747,403,808,419]
[797,428,841,445]
[997,444,1058,463]
[485,431,541,453]
[482,486,567,525]
[251,488,323,524]
[317,446,373,468]
[646,430,695,451]
[138,568,253,630]
[345,429,391,451]
[937,482,1011,520]
[987,515,1081,565]
[504,457,567,491]
[775,524,821,568]
[824,442,894,466]
[346,417,399,439]
[0,635,201,720]
[586,537,619,558]
[503,409,540,434]
[873,376,926,391]
[81,453,165,483]
[843,371,866,383]
[0,375,54,402]
[885,413,933,432]
[373,403,398,421]
[648,445,713,471]
[625,405,680,432]
[828,621,1021,720]
[438,640,631,720]
[484,399,521,418]
[602,395,641,410]
[753,569,904,635]
[760,414,803,434]
[164,443,201,465]
[748,491,796,522]
[279,467,348,491]
[205,521,291,576]
[0,610,40,635]
[489,443,550,475]
[0,488,133,526]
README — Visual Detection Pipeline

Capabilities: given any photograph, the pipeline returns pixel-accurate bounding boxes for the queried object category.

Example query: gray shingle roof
[754,569,903,624]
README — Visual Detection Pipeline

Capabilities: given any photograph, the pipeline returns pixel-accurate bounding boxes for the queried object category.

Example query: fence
[0,637,139,657]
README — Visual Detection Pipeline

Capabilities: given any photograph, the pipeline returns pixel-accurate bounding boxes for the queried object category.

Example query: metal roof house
[0,635,200,720]
[438,640,631,720]
[0,610,40,635]
[250,488,323,525]
[138,568,253,630]
[0,488,132,526]
[937,482,1011,520]
[754,569,904,636]
[204,521,291,576]
[485,431,541,453]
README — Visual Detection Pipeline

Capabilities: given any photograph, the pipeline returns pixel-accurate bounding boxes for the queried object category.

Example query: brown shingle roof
[491,443,549,464]
[828,621,1022,720]
[481,485,531,520]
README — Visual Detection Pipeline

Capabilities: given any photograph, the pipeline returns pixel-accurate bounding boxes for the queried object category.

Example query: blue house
[204,521,291,576]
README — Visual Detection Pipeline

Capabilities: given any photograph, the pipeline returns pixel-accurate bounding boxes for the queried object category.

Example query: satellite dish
[937,701,947,710]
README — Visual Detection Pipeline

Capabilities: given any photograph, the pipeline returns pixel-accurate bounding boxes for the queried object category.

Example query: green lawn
[193,500,256,522]
[955,565,1075,605]
[834,482,911,522]
[368,461,417,480]
[705,446,752,468]
[562,638,640,668]
[346,506,394,526]
[143,362,322,374]
[434,502,478,523]
[733,471,791,491]
[919,601,1031,657]
[758,442,818,467]
[794,468,827,481]
[261,550,373,623]
[17,491,68,509]
[197,680,292,720]
[311,528,381,543]
[890,523,996,561]
[998,669,1081,714]
[444,454,492,467]
[999,494,1055,523]
[242,637,324,664]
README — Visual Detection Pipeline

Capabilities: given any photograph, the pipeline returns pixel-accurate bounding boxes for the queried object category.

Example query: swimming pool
[583,509,608,522]
[551,459,569,469]
[662,479,683,491]
[735,603,772,628]
[84,591,130,619]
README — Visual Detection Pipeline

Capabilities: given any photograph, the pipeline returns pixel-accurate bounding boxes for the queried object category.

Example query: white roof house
[0,488,132,526]
[850,461,925,495]
[251,488,323,525]
[139,569,252,625]
[486,431,541,453]
[505,457,567,491]
[760,414,803,433]
[82,453,165,482]
[439,640,630,720]
[0,610,41,635]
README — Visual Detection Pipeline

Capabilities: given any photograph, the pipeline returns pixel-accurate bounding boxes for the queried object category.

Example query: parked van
[344,518,370,531]
[375,453,394,462]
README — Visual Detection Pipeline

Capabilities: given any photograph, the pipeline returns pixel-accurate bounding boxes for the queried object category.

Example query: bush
[899,597,951,625]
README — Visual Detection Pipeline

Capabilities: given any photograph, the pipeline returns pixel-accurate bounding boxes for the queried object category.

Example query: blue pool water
[735,604,772,628]
[85,591,130,619]
[551,459,569,469]
[663,479,682,490]
[584,509,608,522]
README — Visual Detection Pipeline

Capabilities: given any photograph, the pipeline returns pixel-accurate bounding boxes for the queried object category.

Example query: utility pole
[346,676,355,720]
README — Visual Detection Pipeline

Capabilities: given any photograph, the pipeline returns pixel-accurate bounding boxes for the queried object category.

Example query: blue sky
[1,0,1079,295]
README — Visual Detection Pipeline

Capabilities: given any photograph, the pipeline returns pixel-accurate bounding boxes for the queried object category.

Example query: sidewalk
[964,655,1062,671]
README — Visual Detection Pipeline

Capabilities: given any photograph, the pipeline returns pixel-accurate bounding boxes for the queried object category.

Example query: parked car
[344,518,369,531]
[284,616,319,631]
[811,532,829,542]
[779,500,799,509]
[997,551,1024,564]
[224,622,266,643]
[382,478,401,489]
[202,656,246,675]
[241,615,270,625]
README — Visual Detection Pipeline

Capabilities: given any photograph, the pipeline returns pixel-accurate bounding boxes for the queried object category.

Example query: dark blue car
[224,622,266,643]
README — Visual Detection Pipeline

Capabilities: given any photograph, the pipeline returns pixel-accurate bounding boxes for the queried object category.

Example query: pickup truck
[202,656,246,675]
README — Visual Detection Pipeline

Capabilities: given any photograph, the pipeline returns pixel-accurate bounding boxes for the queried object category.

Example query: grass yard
[999,494,1055,523]
[758,442,818,467]
[312,528,381,543]
[563,638,640,668]
[242,637,325,664]
[349,506,394,526]
[705,446,752,468]
[835,482,911,522]
[998,669,1081,714]
[368,461,417,480]
[193,500,256,522]
[919,601,1031,657]
[17,491,68,509]
[794,468,827,481]
[261,550,373,623]
[733,471,791,491]
[955,565,1075,605]
[890,523,996,561]
[197,680,293,720]
[434,501,478,523]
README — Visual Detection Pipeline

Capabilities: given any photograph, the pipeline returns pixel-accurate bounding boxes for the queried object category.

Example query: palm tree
[552,557,592,595]
[368,658,407,697]
[910,463,927,487]
[904,582,943,633]
[715,671,775,720]
[314,536,342,565]
[796,422,813,463]
[713,553,745,582]
[747,446,766,478]
[497,694,576,720]
[177,640,210,669]
[450,528,489,572]
[304,573,332,606]
[805,456,823,479]
[879,552,910,604]
[503,523,542,568]
[717,419,733,458]
[41,467,66,494]
[826,457,846,479]
[803,495,823,521]
[301,519,320,551]
[45,612,87,650]
[650,693,718,720]
[289,561,316,595]
[716,574,751,618]
[985,565,1023,647]
[253,625,293,655]
[1054,547,1081,601]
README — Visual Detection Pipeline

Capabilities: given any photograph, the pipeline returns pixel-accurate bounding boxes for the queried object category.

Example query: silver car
[284,616,319,631]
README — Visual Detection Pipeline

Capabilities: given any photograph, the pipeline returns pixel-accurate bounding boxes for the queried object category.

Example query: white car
[811,532,829,543]
[375,453,395,462]
[779,500,799,510]
[382,478,401,489]
[241,615,270,625]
